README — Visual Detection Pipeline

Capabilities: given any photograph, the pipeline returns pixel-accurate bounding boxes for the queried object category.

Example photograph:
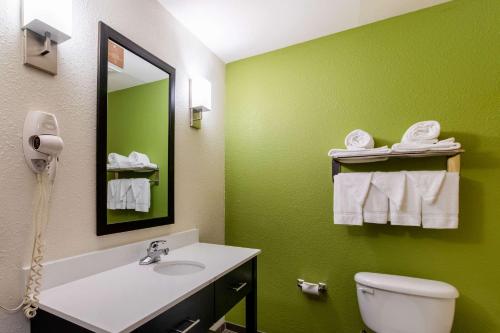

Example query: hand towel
[328,146,392,158]
[107,179,119,209]
[107,179,130,209]
[333,173,373,225]
[372,172,421,226]
[126,183,136,209]
[363,184,388,224]
[131,178,151,212]
[422,172,459,229]
[108,153,131,168]
[401,120,440,144]
[406,171,446,203]
[345,129,374,150]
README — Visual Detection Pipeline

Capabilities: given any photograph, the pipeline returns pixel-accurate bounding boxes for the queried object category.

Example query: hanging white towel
[422,172,459,229]
[345,129,374,150]
[372,172,420,226]
[406,171,446,203]
[333,173,373,225]
[363,185,388,224]
[107,179,119,209]
[126,184,136,210]
[131,178,151,212]
[107,179,130,209]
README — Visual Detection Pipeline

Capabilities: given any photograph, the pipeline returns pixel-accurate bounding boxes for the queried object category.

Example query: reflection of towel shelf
[331,149,464,181]
[107,166,160,185]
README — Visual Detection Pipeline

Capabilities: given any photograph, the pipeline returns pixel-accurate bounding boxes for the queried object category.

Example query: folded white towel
[402,120,440,144]
[422,172,459,229]
[333,173,373,225]
[363,184,388,224]
[392,138,461,153]
[372,172,420,226]
[345,129,374,150]
[108,153,131,168]
[328,146,392,158]
[131,178,151,212]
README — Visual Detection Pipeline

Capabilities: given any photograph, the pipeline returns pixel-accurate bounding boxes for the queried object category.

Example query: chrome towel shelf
[331,149,463,181]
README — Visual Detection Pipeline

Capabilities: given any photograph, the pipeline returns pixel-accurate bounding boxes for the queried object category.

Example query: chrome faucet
[139,240,169,265]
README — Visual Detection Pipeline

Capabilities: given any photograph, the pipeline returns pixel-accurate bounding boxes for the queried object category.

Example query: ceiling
[108,47,169,93]
[159,0,449,63]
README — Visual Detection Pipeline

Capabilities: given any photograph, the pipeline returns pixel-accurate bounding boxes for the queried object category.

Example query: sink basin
[154,261,206,276]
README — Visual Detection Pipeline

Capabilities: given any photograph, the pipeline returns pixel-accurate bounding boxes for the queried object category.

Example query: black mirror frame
[96,22,175,236]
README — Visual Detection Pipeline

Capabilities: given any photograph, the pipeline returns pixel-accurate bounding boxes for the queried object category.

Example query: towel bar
[108,167,160,186]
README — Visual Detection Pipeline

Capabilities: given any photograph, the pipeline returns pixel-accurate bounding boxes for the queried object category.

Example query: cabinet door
[134,285,214,333]
[214,260,253,319]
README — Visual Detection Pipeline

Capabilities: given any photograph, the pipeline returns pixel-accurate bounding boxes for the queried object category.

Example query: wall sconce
[189,77,212,129]
[22,0,72,75]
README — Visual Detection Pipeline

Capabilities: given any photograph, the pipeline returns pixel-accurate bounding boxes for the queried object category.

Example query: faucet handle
[148,240,167,252]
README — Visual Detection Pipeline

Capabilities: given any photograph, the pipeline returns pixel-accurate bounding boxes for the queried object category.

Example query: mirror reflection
[106,40,170,225]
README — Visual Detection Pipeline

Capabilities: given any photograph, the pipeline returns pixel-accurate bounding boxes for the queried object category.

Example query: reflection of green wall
[107,79,169,224]
[226,1,500,332]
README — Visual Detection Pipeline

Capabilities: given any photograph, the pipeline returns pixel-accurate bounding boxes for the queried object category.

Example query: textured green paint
[225,1,500,332]
[107,79,169,224]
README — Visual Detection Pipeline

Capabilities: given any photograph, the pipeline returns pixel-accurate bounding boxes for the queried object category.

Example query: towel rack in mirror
[107,166,160,185]
[331,149,464,182]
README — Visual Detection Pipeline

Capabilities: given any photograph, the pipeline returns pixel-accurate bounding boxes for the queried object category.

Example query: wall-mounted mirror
[96,22,175,235]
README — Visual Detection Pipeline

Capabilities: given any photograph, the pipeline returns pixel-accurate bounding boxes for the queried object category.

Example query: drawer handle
[232,282,248,292]
[173,319,200,333]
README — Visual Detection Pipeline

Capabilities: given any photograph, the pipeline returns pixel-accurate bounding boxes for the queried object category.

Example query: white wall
[0,1,225,332]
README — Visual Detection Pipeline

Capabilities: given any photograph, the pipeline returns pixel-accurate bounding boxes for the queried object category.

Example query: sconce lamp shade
[22,0,72,43]
[190,77,212,112]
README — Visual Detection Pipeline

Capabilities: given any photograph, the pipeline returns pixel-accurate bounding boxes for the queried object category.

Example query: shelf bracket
[332,160,342,181]
[447,154,461,173]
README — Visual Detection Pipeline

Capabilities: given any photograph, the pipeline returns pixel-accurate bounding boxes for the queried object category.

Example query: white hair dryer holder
[23,111,63,176]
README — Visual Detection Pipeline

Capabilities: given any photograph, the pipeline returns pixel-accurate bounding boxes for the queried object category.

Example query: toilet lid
[355,272,459,299]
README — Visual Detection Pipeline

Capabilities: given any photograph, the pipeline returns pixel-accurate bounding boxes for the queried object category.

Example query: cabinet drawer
[134,284,214,333]
[214,260,253,319]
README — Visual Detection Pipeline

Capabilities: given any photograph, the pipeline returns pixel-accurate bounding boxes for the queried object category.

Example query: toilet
[355,272,459,333]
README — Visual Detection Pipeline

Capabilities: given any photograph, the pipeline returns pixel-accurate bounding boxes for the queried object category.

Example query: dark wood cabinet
[134,285,213,333]
[214,259,252,319]
[31,257,257,333]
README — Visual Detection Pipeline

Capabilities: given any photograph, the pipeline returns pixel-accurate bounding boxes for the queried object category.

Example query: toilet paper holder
[297,279,327,292]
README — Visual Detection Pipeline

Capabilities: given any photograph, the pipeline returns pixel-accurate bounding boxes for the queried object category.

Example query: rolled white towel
[108,153,131,168]
[345,129,374,150]
[129,151,157,169]
[129,151,150,164]
[402,120,440,143]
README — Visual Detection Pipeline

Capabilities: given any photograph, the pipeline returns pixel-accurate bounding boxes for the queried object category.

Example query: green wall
[225,1,500,332]
[107,79,169,224]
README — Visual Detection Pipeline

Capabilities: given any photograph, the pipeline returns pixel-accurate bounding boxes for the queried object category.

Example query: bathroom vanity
[30,234,260,333]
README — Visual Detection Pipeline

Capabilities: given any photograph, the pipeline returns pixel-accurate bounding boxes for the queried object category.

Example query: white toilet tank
[355,272,459,333]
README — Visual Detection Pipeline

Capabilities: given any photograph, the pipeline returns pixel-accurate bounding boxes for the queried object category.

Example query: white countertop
[39,243,260,333]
